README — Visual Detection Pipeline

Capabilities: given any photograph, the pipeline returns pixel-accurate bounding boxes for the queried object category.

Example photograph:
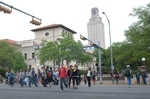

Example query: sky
[0,0,150,48]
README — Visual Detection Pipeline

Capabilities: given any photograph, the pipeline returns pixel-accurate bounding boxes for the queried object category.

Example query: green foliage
[0,41,27,72]
[13,52,28,73]
[79,69,87,75]
[92,3,150,72]
[0,68,6,77]
[0,41,17,70]
[38,32,93,69]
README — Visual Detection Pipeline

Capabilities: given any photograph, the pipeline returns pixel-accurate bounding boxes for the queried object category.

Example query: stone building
[15,24,77,71]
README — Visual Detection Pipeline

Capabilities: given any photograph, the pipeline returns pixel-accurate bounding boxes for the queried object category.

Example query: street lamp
[141,58,146,66]
[80,34,103,84]
[102,12,114,84]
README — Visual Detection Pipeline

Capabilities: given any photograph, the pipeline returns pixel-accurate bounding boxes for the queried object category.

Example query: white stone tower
[87,7,106,49]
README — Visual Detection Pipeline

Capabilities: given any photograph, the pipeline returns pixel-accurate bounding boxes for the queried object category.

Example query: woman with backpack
[114,72,120,85]
[92,71,96,85]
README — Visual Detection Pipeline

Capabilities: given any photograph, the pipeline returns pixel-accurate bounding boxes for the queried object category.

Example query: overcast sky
[0,0,150,48]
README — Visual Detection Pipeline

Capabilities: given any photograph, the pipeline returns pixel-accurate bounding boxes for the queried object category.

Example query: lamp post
[141,58,146,66]
[141,58,146,71]
[102,12,114,84]
[80,34,103,84]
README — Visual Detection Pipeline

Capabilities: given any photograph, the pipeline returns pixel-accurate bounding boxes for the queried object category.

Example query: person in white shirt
[86,67,92,87]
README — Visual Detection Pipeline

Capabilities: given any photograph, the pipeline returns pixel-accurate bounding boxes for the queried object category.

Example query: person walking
[41,67,47,89]
[53,70,59,85]
[136,72,140,84]
[37,69,42,86]
[19,69,25,87]
[92,71,96,85]
[58,64,68,92]
[29,68,38,87]
[86,67,92,87]
[114,72,120,85]
[124,65,132,88]
[145,71,149,84]
[83,74,87,85]
[67,65,73,88]
[47,67,53,87]
[141,71,146,84]
[9,70,14,87]
[72,65,79,89]
[5,70,9,85]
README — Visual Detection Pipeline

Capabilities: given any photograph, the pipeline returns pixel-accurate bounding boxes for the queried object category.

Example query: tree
[38,32,93,69]
[0,41,16,70]
[13,51,27,72]
[124,3,150,68]
[0,41,27,72]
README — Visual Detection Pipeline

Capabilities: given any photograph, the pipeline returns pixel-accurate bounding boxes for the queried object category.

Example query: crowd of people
[5,64,97,92]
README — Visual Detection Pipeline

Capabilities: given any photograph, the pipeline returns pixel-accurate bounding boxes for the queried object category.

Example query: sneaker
[60,89,63,92]
[128,85,130,88]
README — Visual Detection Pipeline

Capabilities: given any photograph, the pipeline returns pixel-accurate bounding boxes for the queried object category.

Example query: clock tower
[87,7,106,49]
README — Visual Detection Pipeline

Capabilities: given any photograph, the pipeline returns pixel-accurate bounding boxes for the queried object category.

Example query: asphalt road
[0,84,150,99]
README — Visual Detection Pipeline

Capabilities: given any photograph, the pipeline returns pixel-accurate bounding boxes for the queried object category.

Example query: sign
[111,65,114,70]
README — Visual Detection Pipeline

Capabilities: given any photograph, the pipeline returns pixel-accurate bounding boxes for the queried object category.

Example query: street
[0,84,150,99]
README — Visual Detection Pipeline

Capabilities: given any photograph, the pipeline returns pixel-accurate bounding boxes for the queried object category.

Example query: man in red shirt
[59,64,68,92]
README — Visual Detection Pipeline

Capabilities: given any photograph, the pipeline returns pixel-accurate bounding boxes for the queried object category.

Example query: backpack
[116,74,119,78]
[92,74,96,79]
[47,71,53,77]
[142,72,146,78]
[125,69,131,76]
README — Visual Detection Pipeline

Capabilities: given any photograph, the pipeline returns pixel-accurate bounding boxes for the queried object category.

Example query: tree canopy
[93,3,150,73]
[38,32,93,69]
[0,41,27,72]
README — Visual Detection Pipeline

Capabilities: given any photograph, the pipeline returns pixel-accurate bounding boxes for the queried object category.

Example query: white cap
[127,65,130,68]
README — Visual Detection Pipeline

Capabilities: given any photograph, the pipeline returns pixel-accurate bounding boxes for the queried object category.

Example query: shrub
[0,68,6,77]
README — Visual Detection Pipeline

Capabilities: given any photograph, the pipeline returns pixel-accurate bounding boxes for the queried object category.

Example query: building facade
[15,24,77,71]
[87,7,106,49]
[1,24,97,72]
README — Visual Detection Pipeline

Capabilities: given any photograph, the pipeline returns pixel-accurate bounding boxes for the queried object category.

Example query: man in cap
[124,65,132,88]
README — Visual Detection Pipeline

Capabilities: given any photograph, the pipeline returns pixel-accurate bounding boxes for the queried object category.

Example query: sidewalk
[80,80,125,85]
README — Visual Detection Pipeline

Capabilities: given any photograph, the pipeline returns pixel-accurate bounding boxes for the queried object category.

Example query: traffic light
[80,35,87,40]
[0,4,12,14]
[90,42,99,48]
[30,19,41,26]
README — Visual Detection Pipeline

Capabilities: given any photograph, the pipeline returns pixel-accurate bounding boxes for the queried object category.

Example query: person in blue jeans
[9,70,14,87]
[29,68,37,87]
[124,65,132,88]
[136,72,140,84]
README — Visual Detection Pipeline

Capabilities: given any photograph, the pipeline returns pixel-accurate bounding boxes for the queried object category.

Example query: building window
[63,30,65,33]
[45,32,49,36]
[24,53,27,59]
[32,52,35,59]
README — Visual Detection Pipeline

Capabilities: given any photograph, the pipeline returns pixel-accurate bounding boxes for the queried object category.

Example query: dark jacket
[67,69,73,77]
[72,69,79,77]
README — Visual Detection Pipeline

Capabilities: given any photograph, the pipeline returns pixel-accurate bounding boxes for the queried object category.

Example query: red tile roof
[31,24,77,34]
[0,39,20,46]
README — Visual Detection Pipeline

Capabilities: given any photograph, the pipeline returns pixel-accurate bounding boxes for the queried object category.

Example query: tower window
[93,10,96,15]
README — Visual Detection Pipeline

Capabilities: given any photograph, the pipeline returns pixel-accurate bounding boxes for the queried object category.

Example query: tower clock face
[45,32,49,36]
